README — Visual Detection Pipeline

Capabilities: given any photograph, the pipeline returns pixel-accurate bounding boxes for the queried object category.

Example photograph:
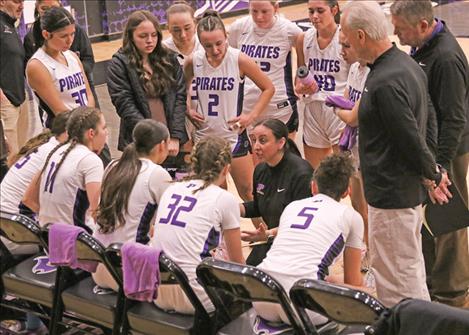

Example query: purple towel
[122,242,161,302]
[339,125,358,151]
[48,223,98,272]
[325,95,355,110]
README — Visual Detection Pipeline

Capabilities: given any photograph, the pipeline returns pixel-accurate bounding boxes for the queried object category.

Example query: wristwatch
[266,230,275,243]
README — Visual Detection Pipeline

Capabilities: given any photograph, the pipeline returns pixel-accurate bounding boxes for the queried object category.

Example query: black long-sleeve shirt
[412,22,469,169]
[243,152,314,229]
[358,45,440,209]
[0,11,25,106]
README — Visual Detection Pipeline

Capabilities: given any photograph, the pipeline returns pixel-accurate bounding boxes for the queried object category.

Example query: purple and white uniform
[192,47,249,156]
[0,137,59,254]
[93,158,172,246]
[38,143,103,230]
[228,15,301,127]
[255,194,363,324]
[29,48,88,109]
[151,179,240,312]
[302,26,350,148]
[345,62,370,168]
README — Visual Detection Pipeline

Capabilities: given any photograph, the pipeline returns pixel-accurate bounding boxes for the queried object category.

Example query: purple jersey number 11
[290,207,318,230]
[159,194,197,228]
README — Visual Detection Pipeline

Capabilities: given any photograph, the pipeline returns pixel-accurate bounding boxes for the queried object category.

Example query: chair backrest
[107,244,210,321]
[159,253,210,320]
[196,257,307,335]
[290,279,385,328]
[0,211,44,246]
[75,233,123,288]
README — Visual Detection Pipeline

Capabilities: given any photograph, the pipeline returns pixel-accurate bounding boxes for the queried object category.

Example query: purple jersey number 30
[290,207,318,230]
[159,194,197,228]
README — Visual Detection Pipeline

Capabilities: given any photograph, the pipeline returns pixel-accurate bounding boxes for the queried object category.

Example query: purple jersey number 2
[290,207,318,230]
[159,194,197,228]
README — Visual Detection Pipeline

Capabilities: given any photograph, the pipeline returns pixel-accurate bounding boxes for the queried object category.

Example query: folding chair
[290,279,386,334]
[196,257,312,335]
[0,211,83,334]
[124,250,213,335]
[58,230,126,335]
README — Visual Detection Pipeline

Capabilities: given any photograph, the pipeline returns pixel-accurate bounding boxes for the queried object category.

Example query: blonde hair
[186,136,232,193]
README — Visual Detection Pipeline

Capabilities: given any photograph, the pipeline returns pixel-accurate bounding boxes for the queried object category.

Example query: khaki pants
[369,205,430,307]
[0,95,29,155]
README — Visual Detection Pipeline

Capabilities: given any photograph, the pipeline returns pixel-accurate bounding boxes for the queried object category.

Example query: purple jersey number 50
[159,194,197,228]
[290,207,318,230]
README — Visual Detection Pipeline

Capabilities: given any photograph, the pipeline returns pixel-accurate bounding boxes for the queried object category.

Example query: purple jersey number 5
[290,207,318,230]
[159,194,197,228]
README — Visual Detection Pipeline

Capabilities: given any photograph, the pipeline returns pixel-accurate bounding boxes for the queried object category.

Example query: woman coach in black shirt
[241,119,313,265]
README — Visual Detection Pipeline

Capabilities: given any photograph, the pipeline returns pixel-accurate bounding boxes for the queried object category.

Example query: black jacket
[412,22,469,168]
[0,11,25,106]
[107,49,188,151]
[24,21,95,83]
[359,45,439,209]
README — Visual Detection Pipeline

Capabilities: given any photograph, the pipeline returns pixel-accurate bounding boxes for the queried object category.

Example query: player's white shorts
[303,101,345,148]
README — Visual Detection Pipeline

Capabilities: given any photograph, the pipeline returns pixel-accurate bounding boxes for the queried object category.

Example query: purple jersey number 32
[159,194,197,228]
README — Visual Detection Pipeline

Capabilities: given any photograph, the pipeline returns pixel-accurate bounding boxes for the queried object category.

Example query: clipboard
[422,184,469,237]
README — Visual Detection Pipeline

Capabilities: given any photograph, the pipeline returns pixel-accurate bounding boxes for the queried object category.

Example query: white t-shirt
[228,15,301,123]
[93,158,172,246]
[303,26,350,102]
[29,48,88,109]
[151,180,240,309]
[258,194,363,291]
[192,47,245,151]
[38,143,103,229]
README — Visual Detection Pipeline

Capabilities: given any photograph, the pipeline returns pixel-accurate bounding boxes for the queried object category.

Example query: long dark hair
[37,6,74,49]
[32,0,63,49]
[39,107,102,189]
[96,120,169,234]
[253,119,302,157]
[122,10,175,97]
[185,136,232,193]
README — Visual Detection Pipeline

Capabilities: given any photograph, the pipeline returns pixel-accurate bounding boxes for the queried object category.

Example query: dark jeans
[423,152,469,305]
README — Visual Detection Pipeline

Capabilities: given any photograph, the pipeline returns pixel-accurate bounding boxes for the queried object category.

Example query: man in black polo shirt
[391,0,469,309]
[341,1,451,307]
[0,0,26,155]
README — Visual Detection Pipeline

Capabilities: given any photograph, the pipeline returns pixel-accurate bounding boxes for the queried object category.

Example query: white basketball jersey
[151,180,240,307]
[346,62,370,103]
[93,159,172,246]
[30,48,88,109]
[303,26,349,102]
[0,137,59,214]
[192,47,245,150]
[228,16,301,123]
[258,194,363,282]
[38,143,103,229]
[163,36,203,110]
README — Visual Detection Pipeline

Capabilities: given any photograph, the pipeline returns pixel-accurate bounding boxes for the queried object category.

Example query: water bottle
[297,65,315,86]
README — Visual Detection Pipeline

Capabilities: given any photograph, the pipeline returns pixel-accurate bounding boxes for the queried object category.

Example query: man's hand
[168,138,180,157]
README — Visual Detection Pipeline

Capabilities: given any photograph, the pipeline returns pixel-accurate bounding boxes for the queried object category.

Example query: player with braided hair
[23,106,107,230]
[151,135,244,314]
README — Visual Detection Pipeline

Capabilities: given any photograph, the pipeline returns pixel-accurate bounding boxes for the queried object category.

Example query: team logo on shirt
[256,183,265,195]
